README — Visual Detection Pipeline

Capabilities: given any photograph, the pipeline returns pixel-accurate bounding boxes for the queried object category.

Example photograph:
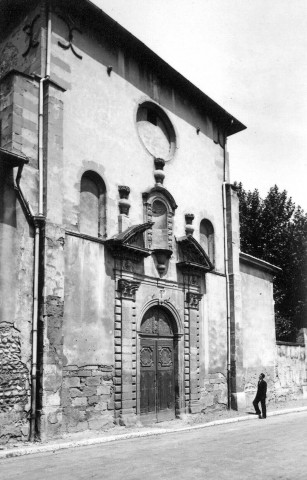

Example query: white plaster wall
[202,273,227,374]
[50,13,226,278]
[63,235,114,366]
[240,264,276,369]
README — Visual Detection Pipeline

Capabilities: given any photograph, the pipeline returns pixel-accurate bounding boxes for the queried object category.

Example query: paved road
[1,411,307,480]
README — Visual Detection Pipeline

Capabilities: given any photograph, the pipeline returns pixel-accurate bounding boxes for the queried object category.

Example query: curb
[1,406,307,460]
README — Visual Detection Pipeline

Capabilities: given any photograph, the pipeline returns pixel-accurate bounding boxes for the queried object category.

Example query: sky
[93,0,307,210]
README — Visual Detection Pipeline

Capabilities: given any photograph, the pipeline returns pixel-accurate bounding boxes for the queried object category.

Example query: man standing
[253,373,267,419]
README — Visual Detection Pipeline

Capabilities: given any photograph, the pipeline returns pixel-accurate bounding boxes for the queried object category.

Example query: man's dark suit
[253,378,267,418]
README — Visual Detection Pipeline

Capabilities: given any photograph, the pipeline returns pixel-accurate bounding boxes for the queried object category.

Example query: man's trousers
[253,397,266,418]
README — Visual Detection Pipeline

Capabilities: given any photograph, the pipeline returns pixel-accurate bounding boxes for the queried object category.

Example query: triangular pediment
[177,235,214,272]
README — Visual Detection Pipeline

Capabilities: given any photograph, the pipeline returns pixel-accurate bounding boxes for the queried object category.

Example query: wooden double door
[140,307,176,422]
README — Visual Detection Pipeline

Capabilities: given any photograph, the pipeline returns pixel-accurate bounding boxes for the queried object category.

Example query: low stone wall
[200,373,228,411]
[274,342,307,401]
[0,324,31,444]
[61,365,114,434]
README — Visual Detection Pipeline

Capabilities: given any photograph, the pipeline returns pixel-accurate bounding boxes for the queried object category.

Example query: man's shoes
[258,414,262,419]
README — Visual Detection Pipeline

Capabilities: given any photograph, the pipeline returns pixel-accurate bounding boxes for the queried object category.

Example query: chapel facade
[0,0,279,443]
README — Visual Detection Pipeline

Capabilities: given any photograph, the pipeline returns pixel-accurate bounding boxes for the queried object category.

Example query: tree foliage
[236,183,307,341]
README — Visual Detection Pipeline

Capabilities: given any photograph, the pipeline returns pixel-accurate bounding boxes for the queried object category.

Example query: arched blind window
[200,219,214,264]
[80,172,106,237]
[152,199,168,248]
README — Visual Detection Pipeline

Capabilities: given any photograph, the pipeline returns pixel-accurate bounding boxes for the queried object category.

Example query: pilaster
[39,80,65,439]
[116,276,140,426]
[183,274,202,413]
[225,184,244,409]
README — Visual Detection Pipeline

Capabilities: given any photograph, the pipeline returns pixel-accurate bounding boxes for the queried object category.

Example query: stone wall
[0,324,31,444]
[0,3,43,80]
[274,342,307,401]
[200,373,227,411]
[0,147,34,444]
[61,365,114,433]
[0,74,13,150]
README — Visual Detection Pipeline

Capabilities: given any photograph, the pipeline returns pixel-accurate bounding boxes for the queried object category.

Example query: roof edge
[58,0,246,137]
[240,252,282,274]
[0,147,29,167]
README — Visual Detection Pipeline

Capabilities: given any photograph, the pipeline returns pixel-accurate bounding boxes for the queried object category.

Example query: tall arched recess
[200,219,215,265]
[79,171,107,238]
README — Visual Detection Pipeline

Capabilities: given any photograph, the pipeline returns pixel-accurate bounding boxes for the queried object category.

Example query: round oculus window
[136,102,176,160]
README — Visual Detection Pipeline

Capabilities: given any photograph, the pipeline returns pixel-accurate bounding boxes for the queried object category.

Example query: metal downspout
[29,0,51,441]
[222,180,231,409]
[222,119,233,410]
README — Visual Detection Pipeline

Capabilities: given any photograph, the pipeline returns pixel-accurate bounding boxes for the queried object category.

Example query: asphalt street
[1,411,306,480]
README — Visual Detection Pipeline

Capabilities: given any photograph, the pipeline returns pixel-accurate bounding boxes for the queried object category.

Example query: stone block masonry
[275,343,307,402]
[200,373,227,411]
[61,365,114,434]
[0,73,39,166]
[0,324,31,444]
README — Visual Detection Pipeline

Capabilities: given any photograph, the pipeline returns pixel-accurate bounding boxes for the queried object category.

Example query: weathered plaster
[275,343,307,401]
[63,236,114,366]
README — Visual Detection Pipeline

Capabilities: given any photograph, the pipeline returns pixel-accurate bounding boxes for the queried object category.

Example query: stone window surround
[142,187,177,251]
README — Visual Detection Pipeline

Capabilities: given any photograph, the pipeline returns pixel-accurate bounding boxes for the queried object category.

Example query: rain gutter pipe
[29,0,51,441]
[222,119,233,410]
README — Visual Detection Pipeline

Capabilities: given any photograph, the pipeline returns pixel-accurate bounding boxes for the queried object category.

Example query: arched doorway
[139,306,177,422]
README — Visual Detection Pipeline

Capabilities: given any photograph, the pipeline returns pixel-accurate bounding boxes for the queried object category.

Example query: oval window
[136,102,176,160]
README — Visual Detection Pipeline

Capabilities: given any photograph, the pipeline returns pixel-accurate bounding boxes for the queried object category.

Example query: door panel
[140,339,156,415]
[157,340,175,421]
[140,307,176,423]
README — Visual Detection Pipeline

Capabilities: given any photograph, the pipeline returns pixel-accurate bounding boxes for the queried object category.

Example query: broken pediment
[176,235,214,274]
[105,222,153,261]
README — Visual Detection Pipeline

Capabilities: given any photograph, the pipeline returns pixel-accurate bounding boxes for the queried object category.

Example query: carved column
[185,282,202,413]
[183,290,190,411]
[182,270,202,413]
[116,277,140,425]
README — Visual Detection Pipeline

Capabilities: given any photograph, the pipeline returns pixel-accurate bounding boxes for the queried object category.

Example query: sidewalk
[1,399,307,460]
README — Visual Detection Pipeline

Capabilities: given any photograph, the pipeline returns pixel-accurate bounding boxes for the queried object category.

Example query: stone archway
[139,306,178,423]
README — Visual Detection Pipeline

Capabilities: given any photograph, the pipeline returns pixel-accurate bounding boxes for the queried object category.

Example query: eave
[53,0,246,137]
[240,252,282,275]
[0,147,29,168]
